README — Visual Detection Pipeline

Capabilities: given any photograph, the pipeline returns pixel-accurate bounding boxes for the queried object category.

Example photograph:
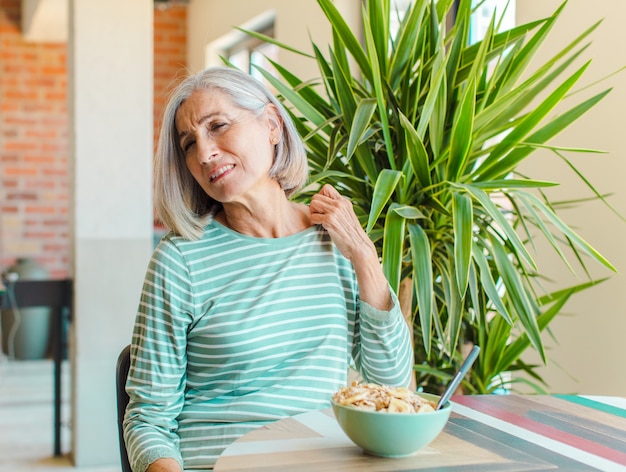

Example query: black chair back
[116,344,132,472]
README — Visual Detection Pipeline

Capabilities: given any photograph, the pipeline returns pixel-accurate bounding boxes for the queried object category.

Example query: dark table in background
[1,278,72,457]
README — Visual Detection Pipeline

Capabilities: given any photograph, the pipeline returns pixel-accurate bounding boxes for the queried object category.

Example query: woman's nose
[196,138,218,165]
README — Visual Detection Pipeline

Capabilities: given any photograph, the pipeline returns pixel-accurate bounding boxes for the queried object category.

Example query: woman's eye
[182,140,195,153]
[210,122,227,133]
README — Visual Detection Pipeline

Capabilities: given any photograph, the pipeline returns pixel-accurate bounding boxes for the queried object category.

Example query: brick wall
[0,1,187,278]
[154,4,187,153]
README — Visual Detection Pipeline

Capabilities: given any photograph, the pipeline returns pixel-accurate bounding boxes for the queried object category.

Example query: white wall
[68,0,154,465]
[516,1,626,395]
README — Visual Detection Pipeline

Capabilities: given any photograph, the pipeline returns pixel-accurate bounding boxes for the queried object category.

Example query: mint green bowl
[331,392,451,457]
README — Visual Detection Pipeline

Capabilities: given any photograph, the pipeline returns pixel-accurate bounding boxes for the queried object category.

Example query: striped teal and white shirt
[124,220,413,471]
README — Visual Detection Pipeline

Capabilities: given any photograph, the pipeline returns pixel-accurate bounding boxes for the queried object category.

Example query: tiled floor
[0,356,119,472]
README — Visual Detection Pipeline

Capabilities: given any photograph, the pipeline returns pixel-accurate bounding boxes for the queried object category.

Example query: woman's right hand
[146,458,182,472]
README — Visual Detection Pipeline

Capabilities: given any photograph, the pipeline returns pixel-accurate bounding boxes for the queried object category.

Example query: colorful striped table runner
[214,394,626,471]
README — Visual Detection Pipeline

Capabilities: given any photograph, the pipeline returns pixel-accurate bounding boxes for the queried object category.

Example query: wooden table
[214,394,626,471]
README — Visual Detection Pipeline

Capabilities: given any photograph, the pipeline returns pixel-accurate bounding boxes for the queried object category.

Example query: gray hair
[154,66,308,240]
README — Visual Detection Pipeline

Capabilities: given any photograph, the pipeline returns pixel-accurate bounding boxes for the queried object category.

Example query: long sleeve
[122,223,413,470]
[352,287,414,388]
[123,238,193,472]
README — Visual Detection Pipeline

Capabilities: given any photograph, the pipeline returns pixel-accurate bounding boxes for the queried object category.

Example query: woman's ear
[265,103,283,142]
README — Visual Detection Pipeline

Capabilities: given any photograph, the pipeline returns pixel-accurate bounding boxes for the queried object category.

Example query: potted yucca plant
[243,0,617,394]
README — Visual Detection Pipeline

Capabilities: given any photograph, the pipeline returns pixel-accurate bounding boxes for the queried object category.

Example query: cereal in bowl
[332,382,436,413]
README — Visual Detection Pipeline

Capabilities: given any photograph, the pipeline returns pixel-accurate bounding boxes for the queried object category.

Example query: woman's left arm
[310,184,413,387]
[309,184,391,310]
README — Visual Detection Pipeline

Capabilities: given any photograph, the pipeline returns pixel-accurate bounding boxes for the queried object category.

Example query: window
[225,24,278,84]
[205,11,278,88]
[390,0,516,43]
[470,0,516,44]
[390,0,412,36]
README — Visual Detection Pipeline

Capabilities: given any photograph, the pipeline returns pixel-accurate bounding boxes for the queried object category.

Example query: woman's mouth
[210,164,234,182]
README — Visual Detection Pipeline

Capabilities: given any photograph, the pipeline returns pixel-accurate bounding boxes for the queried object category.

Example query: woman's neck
[217,196,311,238]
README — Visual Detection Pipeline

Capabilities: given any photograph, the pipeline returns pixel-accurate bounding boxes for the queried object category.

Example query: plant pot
[1,258,51,360]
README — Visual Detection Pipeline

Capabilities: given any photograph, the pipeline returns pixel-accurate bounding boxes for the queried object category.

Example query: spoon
[436,345,480,410]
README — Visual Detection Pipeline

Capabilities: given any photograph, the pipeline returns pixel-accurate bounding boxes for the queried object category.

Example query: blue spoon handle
[436,345,480,410]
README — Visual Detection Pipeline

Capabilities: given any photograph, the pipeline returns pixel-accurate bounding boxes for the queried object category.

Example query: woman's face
[175,88,282,205]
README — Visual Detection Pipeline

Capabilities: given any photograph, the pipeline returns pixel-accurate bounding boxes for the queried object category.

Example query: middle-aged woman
[123,66,414,472]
